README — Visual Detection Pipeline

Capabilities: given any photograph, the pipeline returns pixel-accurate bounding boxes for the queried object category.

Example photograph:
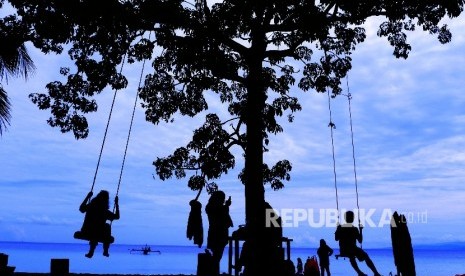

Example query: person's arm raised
[357,224,364,244]
[114,196,120,220]
[79,191,93,213]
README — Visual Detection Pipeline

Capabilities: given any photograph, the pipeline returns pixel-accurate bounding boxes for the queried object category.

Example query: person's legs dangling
[349,257,366,276]
[103,241,110,257]
[86,241,97,258]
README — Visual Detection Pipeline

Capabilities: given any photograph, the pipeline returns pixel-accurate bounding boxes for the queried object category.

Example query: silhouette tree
[2,0,463,275]
[0,6,36,135]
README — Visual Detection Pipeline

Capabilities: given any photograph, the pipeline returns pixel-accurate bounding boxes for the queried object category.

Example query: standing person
[335,211,381,276]
[296,257,304,275]
[317,239,333,276]
[79,190,120,258]
[206,190,233,275]
[264,201,284,274]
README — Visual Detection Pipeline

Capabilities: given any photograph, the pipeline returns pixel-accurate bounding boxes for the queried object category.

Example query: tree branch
[265,48,297,60]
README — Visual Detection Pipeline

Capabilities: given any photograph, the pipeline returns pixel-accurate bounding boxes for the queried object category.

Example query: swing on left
[73,47,149,256]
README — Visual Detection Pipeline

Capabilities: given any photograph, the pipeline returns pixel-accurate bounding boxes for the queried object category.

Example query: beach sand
[14,273,195,276]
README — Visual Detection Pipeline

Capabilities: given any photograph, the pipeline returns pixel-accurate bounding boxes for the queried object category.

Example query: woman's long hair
[91,190,110,210]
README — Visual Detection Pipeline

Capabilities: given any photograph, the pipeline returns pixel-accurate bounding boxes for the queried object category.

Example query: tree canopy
[3,0,462,187]
[2,0,463,274]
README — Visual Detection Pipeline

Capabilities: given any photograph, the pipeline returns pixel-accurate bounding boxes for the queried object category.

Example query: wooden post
[0,253,15,276]
[286,238,293,260]
[51,258,69,276]
[234,239,240,276]
[228,238,233,276]
[0,253,8,267]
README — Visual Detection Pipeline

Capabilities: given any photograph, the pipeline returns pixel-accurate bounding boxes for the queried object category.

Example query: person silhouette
[334,211,381,276]
[79,190,120,258]
[187,199,203,247]
[296,257,304,275]
[317,239,333,276]
[234,202,284,276]
[264,201,283,248]
[206,190,233,275]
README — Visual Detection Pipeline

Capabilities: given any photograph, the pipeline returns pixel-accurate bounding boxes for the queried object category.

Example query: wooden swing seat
[335,249,356,260]
[74,231,115,243]
[74,223,114,243]
[335,253,351,260]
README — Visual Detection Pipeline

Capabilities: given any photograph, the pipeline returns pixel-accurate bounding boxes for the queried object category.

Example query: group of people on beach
[76,189,381,276]
[199,190,383,276]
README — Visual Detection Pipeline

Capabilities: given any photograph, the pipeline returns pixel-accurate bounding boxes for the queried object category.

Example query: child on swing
[79,190,120,258]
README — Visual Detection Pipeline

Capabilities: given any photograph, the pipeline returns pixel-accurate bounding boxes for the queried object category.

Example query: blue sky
[1,11,465,250]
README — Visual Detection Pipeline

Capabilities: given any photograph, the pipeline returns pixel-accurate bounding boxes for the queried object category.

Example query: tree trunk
[244,66,266,276]
[243,18,281,276]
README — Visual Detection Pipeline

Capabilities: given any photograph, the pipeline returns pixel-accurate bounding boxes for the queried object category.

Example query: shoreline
[14,273,196,276]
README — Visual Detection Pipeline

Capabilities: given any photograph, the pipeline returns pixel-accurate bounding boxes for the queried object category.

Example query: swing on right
[325,80,383,276]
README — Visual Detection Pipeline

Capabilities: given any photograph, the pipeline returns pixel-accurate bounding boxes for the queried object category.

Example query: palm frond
[0,43,36,81]
[0,85,11,135]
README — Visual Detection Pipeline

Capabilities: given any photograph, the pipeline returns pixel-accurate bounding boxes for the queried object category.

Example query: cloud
[15,216,74,226]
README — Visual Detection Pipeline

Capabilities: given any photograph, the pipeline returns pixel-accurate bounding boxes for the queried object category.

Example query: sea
[0,241,464,276]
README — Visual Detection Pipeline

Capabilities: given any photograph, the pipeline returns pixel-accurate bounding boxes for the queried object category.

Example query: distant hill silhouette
[413,242,465,250]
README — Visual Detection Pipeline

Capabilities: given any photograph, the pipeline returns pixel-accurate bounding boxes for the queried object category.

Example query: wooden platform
[0,253,15,276]
[227,236,293,276]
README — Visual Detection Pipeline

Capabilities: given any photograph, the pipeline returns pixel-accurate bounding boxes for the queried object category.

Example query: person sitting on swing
[335,211,381,276]
[79,190,120,258]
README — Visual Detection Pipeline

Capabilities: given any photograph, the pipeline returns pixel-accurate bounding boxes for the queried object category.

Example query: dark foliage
[1,1,463,273]
[3,0,461,189]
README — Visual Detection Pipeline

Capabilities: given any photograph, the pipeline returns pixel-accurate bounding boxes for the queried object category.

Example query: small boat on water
[129,244,161,255]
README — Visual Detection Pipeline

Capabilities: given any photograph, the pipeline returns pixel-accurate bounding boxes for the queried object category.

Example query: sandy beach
[14,273,196,276]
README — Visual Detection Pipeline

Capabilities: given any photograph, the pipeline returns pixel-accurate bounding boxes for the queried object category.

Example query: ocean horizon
[0,241,464,275]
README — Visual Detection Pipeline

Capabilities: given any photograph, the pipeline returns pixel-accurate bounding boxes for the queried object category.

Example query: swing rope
[74,56,128,244]
[344,76,363,250]
[114,31,153,203]
[327,75,362,227]
[194,175,204,201]
[326,88,340,221]
[90,56,127,193]
[114,49,149,199]
[344,75,361,227]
